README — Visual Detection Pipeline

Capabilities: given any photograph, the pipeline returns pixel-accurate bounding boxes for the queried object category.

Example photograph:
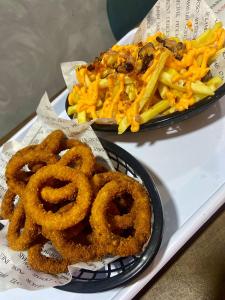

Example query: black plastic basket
[56,138,163,293]
[66,82,225,133]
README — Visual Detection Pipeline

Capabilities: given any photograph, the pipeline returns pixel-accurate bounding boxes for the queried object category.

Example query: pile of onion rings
[0,130,151,275]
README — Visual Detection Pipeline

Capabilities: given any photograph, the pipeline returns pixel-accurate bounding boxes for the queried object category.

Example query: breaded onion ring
[42,225,97,263]
[92,172,136,229]
[0,190,17,220]
[39,130,67,154]
[24,165,92,230]
[57,144,95,177]
[92,171,134,194]
[7,200,39,251]
[28,238,69,275]
[90,180,151,256]
[28,130,67,172]
[111,213,134,230]
[14,145,37,157]
[41,142,95,203]
[5,151,57,196]
[62,138,85,150]
[40,180,78,204]
[47,204,85,239]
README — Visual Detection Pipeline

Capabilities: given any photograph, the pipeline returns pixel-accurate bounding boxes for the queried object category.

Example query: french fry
[160,72,215,96]
[77,111,87,123]
[118,51,169,134]
[206,76,223,90]
[126,84,137,101]
[118,117,130,135]
[140,100,170,124]
[158,83,169,99]
[67,105,77,116]
[99,78,108,88]
[159,71,186,91]
[139,51,170,110]
[194,77,223,102]
[191,22,222,48]
[209,48,225,63]
[162,107,176,115]
[191,81,214,95]
[84,74,91,87]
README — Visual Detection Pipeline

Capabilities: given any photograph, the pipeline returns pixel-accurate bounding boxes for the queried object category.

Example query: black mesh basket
[56,138,163,293]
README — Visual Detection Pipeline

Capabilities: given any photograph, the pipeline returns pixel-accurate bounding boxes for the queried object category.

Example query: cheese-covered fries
[67,22,224,134]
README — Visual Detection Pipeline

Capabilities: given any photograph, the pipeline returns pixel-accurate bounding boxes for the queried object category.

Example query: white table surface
[0,88,225,299]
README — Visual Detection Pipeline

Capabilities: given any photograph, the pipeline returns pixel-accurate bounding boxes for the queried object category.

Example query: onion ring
[28,162,45,173]
[28,238,70,275]
[5,150,57,196]
[92,171,135,194]
[0,190,17,220]
[92,172,136,229]
[27,130,67,172]
[7,200,39,251]
[14,145,37,157]
[44,203,85,239]
[40,179,78,204]
[90,180,151,256]
[42,220,97,263]
[40,141,95,203]
[62,138,85,150]
[57,144,95,177]
[38,130,67,154]
[24,165,92,230]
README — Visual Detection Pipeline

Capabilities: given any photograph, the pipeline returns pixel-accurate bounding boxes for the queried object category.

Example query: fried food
[107,197,134,230]
[42,223,97,263]
[62,138,85,150]
[92,171,134,194]
[40,179,78,204]
[1,129,152,275]
[28,238,70,275]
[67,22,224,133]
[7,200,39,251]
[5,150,57,196]
[40,139,94,202]
[0,190,17,220]
[57,143,95,177]
[24,165,92,230]
[38,130,67,154]
[28,130,67,171]
[92,171,135,229]
[90,180,151,256]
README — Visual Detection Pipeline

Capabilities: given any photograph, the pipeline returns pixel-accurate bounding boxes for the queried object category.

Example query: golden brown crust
[28,239,69,275]
[0,189,17,220]
[57,144,96,177]
[24,165,92,230]
[7,200,39,251]
[90,180,151,256]
[5,150,57,196]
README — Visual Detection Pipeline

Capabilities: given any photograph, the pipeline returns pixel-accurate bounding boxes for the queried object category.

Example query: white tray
[1,30,225,300]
